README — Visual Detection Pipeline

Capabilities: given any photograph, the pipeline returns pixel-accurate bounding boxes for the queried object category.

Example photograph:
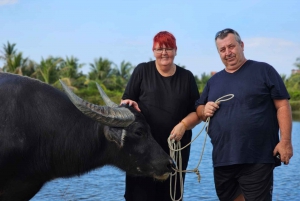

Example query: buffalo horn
[60,80,135,127]
[96,83,119,108]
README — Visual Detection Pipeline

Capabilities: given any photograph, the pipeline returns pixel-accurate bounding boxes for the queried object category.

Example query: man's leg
[214,165,243,201]
[234,193,245,201]
[238,164,274,201]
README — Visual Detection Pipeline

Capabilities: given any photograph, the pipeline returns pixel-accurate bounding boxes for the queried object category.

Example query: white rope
[168,94,234,201]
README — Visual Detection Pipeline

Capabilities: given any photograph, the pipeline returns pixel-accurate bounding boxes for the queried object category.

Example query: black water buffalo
[0,72,174,201]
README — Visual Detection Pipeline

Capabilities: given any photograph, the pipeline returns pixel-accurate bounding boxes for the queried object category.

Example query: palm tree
[113,60,135,91]
[0,41,34,76]
[118,60,134,81]
[110,60,134,90]
[1,41,18,73]
[89,57,115,89]
[58,56,87,89]
[0,41,17,61]
[60,56,85,79]
[22,60,37,77]
[3,52,29,75]
[33,57,63,84]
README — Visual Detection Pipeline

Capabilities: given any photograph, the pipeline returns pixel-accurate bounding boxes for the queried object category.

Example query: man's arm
[273,99,293,165]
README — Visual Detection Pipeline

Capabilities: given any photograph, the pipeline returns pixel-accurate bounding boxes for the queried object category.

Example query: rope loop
[168,94,234,201]
[215,94,234,103]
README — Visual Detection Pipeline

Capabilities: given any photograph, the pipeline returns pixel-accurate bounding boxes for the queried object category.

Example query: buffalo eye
[135,129,143,136]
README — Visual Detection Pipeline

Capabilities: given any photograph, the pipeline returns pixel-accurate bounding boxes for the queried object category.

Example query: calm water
[31,121,300,201]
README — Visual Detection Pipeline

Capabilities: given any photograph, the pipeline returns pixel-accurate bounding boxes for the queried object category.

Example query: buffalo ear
[103,126,126,148]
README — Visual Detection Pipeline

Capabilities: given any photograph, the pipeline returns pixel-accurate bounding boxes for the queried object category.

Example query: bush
[290,100,300,112]
[288,90,300,100]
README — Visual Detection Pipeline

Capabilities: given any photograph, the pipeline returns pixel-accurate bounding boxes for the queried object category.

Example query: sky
[1,0,300,77]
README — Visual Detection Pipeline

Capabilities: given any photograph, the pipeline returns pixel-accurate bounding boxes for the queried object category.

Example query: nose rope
[167,94,234,201]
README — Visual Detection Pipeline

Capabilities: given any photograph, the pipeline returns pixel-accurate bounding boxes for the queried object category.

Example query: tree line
[1,41,300,111]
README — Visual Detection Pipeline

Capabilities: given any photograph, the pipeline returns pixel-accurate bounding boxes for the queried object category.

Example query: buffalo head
[60,81,174,180]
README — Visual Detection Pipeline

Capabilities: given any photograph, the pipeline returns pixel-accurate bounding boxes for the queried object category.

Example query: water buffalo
[0,72,174,201]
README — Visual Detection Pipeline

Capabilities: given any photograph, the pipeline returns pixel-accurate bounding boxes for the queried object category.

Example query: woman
[121,31,201,201]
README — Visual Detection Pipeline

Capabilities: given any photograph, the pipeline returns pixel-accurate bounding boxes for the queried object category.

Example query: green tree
[33,57,63,84]
[59,56,87,88]
[0,42,30,75]
[22,60,37,77]
[110,60,134,91]
[89,57,116,89]
[60,56,85,79]
[0,41,17,62]
[195,72,211,93]
[285,57,300,101]
[286,73,300,91]
[117,60,134,81]
[3,52,29,75]
[294,57,300,69]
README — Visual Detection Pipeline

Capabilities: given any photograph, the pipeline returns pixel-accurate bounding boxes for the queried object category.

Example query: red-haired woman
[121,31,201,201]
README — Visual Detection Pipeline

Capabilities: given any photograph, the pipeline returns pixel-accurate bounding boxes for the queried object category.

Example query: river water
[31,121,300,201]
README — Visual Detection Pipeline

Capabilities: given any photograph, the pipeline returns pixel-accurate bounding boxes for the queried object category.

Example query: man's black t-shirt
[195,60,290,167]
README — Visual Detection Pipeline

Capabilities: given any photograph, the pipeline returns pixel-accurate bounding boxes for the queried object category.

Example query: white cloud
[0,0,18,6]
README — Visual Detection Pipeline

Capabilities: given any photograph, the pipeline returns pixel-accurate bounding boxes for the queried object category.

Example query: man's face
[216,33,246,72]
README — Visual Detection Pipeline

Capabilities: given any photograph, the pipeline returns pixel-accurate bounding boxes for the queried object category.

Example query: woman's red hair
[152,31,177,50]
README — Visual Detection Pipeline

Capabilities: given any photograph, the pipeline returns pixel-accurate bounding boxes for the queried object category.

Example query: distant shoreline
[292,111,300,121]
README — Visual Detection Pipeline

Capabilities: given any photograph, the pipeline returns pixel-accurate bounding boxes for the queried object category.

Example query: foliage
[294,57,300,69]
[290,100,300,112]
[1,41,300,111]
[0,41,31,75]
[89,57,114,85]
[59,56,85,79]
[194,73,211,93]
[32,57,63,84]
[285,73,300,92]
[288,90,300,100]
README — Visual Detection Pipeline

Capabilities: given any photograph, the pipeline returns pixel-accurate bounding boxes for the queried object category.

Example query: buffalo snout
[167,158,176,171]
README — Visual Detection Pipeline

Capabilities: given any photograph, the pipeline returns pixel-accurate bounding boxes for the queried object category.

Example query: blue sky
[1,0,300,77]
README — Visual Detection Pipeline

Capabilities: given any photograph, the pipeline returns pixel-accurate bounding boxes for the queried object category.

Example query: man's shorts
[214,164,274,201]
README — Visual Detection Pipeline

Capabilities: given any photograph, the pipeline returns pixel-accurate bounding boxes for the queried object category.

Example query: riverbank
[292,111,300,121]
[290,100,300,112]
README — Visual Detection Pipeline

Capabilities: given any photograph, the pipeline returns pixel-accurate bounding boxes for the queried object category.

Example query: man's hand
[273,140,293,165]
[197,101,220,121]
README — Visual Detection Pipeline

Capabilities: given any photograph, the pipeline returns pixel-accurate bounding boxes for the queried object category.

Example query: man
[195,28,293,201]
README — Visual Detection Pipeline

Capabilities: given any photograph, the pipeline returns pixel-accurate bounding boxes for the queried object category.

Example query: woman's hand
[170,122,186,141]
[120,99,141,112]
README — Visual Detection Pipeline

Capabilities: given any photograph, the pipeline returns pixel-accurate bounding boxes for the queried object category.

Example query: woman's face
[153,43,177,68]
